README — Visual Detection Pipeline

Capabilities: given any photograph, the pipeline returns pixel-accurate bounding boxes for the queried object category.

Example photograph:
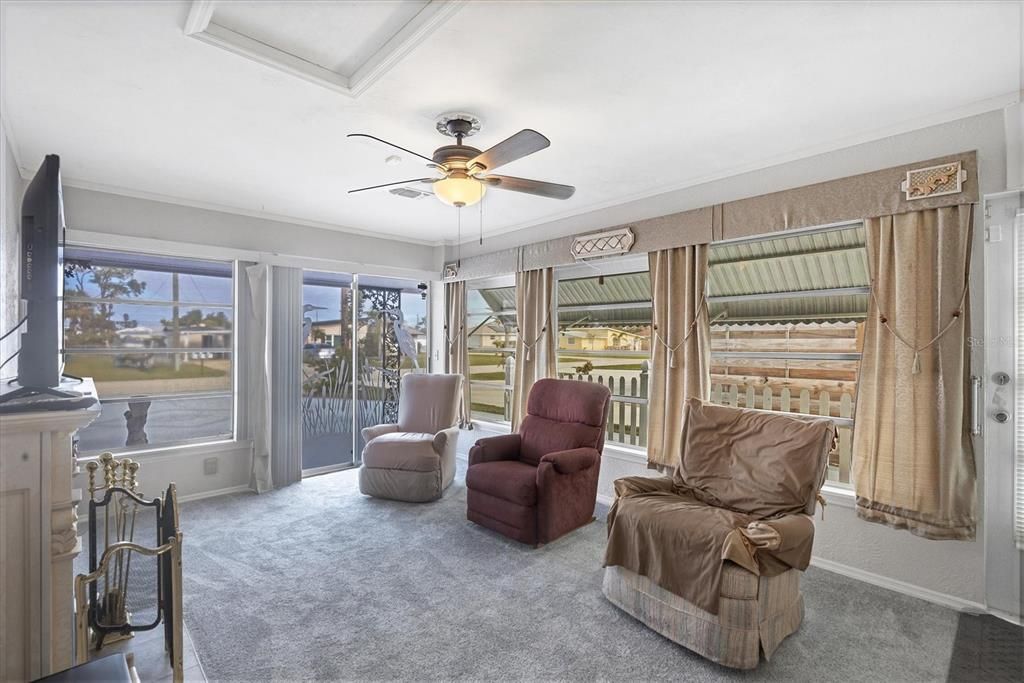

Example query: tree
[161,309,231,329]
[63,262,146,346]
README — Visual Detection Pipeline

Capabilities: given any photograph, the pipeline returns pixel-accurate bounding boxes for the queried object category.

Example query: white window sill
[820,484,856,508]
[78,438,252,462]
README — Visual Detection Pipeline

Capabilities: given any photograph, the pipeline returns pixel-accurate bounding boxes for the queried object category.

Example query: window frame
[464,274,516,424]
[553,255,652,449]
[63,244,238,455]
[707,221,866,487]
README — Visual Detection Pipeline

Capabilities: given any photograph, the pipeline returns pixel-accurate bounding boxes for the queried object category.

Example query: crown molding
[47,174,444,247]
[441,91,1020,247]
[184,0,464,98]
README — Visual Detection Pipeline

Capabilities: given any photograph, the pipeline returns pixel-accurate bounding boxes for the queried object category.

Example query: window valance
[442,151,978,282]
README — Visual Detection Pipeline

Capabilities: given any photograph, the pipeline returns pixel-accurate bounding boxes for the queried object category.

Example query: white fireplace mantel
[0,379,100,680]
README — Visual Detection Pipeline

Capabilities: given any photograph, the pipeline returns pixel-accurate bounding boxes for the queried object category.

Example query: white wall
[0,122,23,380]
[449,108,1014,611]
[63,185,437,279]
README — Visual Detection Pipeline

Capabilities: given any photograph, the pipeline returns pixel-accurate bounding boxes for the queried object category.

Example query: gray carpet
[181,464,963,681]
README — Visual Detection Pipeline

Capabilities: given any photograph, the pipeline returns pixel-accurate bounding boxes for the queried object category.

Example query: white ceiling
[1,1,1019,246]
[211,1,431,76]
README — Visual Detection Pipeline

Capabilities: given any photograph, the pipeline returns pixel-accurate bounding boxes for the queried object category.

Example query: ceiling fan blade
[480,175,575,200]
[347,133,435,164]
[348,178,437,194]
[468,129,550,172]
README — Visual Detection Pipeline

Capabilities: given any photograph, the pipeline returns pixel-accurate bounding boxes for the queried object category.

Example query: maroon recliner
[466,378,612,546]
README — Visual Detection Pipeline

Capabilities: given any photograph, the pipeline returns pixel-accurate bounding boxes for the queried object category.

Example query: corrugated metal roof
[710,294,867,324]
[467,226,868,326]
[558,307,651,328]
[709,225,868,324]
[475,286,515,314]
[708,225,868,296]
[558,271,650,306]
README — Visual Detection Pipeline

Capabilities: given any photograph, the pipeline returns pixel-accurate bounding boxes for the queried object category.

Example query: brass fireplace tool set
[74,452,184,681]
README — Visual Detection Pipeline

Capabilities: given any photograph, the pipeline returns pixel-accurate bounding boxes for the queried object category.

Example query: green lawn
[65,355,227,381]
[469,352,509,367]
[557,356,643,366]
[471,402,505,417]
[470,371,506,381]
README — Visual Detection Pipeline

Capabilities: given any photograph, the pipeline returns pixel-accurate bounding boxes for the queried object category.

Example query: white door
[983,191,1023,622]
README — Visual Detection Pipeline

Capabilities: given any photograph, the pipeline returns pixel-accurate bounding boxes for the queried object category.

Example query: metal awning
[467,225,868,327]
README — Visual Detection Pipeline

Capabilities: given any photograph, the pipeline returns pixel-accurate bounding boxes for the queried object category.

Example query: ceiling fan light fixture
[433,175,485,207]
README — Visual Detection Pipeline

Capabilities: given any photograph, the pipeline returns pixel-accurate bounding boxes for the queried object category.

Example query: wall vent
[389,187,432,200]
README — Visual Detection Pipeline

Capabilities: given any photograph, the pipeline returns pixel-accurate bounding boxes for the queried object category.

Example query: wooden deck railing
[556,369,649,448]
[493,358,855,485]
[710,382,855,484]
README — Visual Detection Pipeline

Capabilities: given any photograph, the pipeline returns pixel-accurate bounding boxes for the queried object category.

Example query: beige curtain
[511,268,556,429]
[646,245,710,470]
[444,281,472,428]
[853,205,976,540]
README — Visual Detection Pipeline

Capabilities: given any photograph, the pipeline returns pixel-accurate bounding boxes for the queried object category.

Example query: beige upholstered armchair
[603,399,835,669]
[359,373,463,503]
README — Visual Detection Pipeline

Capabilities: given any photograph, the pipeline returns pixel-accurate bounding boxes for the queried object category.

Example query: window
[63,247,235,454]
[556,265,652,447]
[466,276,515,422]
[707,223,867,485]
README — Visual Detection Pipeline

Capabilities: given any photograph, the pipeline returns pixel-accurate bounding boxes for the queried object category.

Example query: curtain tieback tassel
[816,493,827,521]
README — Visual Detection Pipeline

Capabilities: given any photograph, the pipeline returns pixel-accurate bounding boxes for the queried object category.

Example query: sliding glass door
[354,275,428,459]
[301,272,355,473]
[301,271,428,475]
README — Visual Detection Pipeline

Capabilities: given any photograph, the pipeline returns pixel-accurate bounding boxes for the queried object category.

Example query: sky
[63,266,427,335]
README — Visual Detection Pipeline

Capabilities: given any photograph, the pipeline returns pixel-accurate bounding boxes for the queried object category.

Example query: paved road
[78,396,232,454]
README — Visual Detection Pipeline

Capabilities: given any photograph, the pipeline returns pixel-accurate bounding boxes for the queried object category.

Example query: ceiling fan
[347,113,575,208]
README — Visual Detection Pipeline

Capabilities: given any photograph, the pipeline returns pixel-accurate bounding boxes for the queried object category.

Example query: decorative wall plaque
[570,227,635,261]
[900,161,966,200]
[442,262,459,280]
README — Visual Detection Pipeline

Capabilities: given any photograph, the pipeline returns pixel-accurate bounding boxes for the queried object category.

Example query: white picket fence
[711,382,855,484]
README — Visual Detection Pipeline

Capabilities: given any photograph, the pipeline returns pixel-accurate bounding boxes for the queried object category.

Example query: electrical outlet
[203,457,218,475]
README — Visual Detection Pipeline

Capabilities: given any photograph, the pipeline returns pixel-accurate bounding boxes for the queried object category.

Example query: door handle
[970,375,982,436]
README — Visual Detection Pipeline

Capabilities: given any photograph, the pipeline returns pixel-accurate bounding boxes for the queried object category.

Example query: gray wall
[0,124,23,380]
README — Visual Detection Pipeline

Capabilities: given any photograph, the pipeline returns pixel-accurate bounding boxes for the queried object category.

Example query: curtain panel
[243,263,273,493]
[269,266,304,489]
[510,268,556,430]
[646,245,711,470]
[852,205,976,540]
[444,280,472,428]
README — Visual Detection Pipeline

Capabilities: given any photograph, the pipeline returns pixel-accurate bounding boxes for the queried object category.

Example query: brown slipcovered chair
[359,373,462,503]
[466,378,611,546]
[603,399,836,669]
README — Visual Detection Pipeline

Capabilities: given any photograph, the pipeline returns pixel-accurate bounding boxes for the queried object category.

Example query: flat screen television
[0,154,94,411]
[18,154,65,389]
